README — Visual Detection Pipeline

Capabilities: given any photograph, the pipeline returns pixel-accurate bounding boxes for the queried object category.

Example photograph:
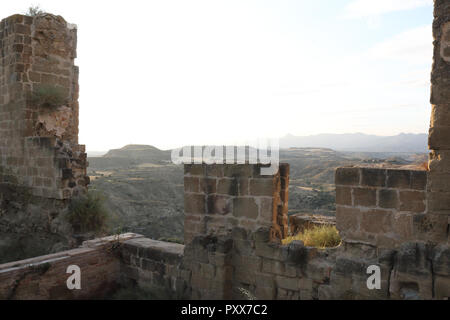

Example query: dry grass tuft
[282,225,341,248]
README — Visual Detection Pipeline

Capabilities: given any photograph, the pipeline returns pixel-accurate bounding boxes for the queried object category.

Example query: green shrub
[25,5,45,17]
[67,191,109,234]
[29,85,67,109]
[282,225,341,248]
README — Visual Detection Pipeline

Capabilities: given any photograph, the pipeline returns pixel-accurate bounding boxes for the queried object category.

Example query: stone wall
[335,167,439,247]
[0,14,89,262]
[119,237,190,299]
[0,234,142,299]
[428,0,450,244]
[183,163,289,245]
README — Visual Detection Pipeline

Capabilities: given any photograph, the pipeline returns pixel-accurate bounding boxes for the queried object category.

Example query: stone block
[430,104,450,127]
[262,259,286,275]
[249,178,276,196]
[360,168,386,187]
[217,178,238,195]
[335,186,352,206]
[275,275,300,291]
[335,167,360,186]
[412,213,448,243]
[223,164,254,178]
[399,191,426,213]
[378,189,399,209]
[254,240,284,261]
[410,170,427,190]
[428,172,450,192]
[429,126,450,150]
[205,164,224,177]
[335,206,361,234]
[237,178,249,196]
[233,197,258,219]
[432,244,450,276]
[353,187,376,207]
[360,209,393,234]
[233,238,254,256]
[184,176,199,193]
[428,191,450,212]
[435,274,450,299]
[235,269,256,285]
[392,213,414,240]
[207,195,232,215]
[255,285,276,300]
[184,193,205,214]
[387,169,411,189]
[258,197,274,225]
[429,150,450,173]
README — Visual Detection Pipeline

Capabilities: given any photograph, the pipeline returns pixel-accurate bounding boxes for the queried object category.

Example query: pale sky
[1,0,434,151]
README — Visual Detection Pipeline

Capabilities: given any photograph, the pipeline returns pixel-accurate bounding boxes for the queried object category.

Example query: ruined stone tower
[0,14,89,261]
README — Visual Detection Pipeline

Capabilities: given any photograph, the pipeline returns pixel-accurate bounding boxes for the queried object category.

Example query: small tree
[25,5,45,17]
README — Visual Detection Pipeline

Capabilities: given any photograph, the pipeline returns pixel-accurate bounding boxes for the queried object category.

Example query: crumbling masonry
[0,14,89,262]
[0,1,449,300]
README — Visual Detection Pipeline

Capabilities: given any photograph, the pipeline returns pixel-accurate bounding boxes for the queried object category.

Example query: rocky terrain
[87,145,427,242]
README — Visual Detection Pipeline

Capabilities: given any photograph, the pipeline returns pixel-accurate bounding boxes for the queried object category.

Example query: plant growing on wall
[67,190,110,234]
[282,225,341,248]
[29,85,68,109]
[24,5,45,17]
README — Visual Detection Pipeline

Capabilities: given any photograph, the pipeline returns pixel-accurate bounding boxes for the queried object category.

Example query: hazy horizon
[0,1,435,151]
[86,131,428,153]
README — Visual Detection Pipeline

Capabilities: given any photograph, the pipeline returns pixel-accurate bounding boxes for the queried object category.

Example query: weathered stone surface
[184,193,205,214]
[412,213,448,243]
[360,209,393,234]
[249,178,276,196]
[360,168,386,187]
[336,206,361,235]
[217,178,238,195]
[353,187,376,207]
[184,176,199,193]
[387,169,411,189]
[207,195,232,215]
[432,244,450,276]
[399,191,426,213]
[233,197,258,219]
[335,167,360,186]
[429,126,450,150]
[428,172,450,192]
[429,150,450,173]
[428,191,450,212]
[335,186,352,205]
[378,189,399,209]
[389,242,433,300]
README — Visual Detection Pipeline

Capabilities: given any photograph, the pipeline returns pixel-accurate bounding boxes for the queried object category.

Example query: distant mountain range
[87,133,429,157]
[279,133,428,153]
